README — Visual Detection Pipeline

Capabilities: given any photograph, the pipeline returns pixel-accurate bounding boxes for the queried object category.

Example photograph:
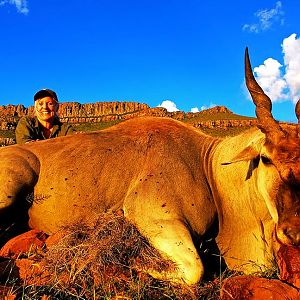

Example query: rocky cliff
[0,101,258,146]
[0,101,188,130]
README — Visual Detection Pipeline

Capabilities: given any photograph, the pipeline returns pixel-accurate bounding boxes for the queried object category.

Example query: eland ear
[221,146,260,165]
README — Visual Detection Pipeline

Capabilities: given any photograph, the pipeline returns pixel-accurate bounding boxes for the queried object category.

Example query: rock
[45,230,68,249]
[186,106,233,117]
[0,257,50,286]
[1,258,50,286]
[220,275,300,300]
[0,230,48,259]
[191,119,258,130]
[276,244,300,288]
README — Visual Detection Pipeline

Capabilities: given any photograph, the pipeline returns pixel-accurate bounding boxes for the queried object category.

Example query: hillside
[0,101,257,146]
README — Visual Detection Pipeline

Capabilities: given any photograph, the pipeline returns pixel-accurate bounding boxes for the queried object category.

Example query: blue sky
[0,1,299,122]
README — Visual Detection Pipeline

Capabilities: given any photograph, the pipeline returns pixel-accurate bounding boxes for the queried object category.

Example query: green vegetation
[0,121,125,146]
[0,129,15,139]
[184,111,255,122]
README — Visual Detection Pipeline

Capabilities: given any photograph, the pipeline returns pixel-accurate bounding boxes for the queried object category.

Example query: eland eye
[260,155,272,165]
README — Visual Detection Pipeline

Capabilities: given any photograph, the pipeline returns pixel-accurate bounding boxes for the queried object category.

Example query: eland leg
[124,191,205,284]
[0,150,39,235]
[145,219,204,285]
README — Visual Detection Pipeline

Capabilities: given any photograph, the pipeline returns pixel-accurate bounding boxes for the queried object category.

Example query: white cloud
[243,24,259,33]
[0,0,29,14]
[282,34,300,103]
[254,58,287,101]
[251,33,300,104]
[191,107,199,113]
[157,100,179,112]
[243,1,284,33]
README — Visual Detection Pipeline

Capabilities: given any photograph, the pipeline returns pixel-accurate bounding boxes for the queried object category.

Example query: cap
[34,89,59,102]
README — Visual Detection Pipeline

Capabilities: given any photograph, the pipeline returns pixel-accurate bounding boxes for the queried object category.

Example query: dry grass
[2,212,224,299]
[1,211,281,299]
[41,212,181,299]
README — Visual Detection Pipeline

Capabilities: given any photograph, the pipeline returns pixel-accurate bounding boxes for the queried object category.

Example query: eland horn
[245,47,284,141]
[295,99,300,123]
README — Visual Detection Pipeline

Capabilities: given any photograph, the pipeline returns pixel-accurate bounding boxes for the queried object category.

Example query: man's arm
[15,117,37,144]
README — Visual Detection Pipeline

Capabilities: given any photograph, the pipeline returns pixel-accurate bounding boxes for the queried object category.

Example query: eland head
[245,48,300,246]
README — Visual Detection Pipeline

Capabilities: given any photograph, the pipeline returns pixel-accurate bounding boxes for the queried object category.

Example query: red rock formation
[191,119,258,130]
[0,230,47,259]
[0,102,254,130]
[0,101,155,130]
[220,275,300,299]
[276,244,300,288]
[186,105,233,118]
[58,101,150,118]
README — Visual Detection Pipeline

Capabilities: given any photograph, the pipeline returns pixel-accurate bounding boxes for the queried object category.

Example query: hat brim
[34,89,58,102]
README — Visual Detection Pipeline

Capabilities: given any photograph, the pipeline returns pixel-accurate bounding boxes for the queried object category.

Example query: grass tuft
[2,212,212,299]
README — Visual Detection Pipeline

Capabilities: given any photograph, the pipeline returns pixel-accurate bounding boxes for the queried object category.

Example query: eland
[1,48,300,284]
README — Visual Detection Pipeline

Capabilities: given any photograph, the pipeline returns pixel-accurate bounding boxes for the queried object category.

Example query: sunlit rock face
[220,275,300,300]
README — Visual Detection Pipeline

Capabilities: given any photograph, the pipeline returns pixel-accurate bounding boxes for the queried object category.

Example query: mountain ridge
[0,101,258,146]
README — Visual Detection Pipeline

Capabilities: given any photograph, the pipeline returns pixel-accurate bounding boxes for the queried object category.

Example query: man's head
[34,89,59,123]
[34,89,59,103]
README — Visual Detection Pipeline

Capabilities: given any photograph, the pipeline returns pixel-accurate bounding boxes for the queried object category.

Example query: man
[15,89,75,144]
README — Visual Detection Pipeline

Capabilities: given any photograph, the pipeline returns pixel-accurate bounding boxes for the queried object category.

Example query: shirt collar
[34,116,61,130]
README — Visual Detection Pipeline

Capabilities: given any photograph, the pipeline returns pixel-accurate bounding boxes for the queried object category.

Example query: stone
[220,275,300,300]
[45,230,68,249]
[0,230,48,259]
[276,244,300,288]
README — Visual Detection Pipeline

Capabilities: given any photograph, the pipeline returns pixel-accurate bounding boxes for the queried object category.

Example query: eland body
[1,49,300,284]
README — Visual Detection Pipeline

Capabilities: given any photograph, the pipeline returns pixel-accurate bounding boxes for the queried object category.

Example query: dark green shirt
[15,116,75,144]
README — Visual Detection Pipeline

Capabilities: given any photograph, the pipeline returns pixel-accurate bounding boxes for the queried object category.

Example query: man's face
[34,96,58,122]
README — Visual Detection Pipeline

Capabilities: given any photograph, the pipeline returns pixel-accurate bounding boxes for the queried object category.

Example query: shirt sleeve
[64,124,76,136]
[15,117,37,144]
